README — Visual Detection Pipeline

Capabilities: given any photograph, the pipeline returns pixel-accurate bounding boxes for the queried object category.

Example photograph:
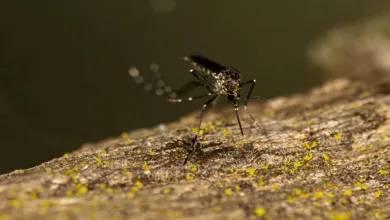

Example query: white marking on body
[188,97,193,101]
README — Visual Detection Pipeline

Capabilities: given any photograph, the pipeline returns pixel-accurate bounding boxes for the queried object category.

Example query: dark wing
[183,55,226,76]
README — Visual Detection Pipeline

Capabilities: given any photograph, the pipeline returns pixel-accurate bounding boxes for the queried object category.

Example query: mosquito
[128,55,264,165]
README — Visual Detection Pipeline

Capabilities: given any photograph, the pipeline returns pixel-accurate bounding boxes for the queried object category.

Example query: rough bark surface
[1,79,390,220]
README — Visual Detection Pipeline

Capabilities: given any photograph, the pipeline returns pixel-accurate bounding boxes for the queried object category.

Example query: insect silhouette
[128,55,264,165]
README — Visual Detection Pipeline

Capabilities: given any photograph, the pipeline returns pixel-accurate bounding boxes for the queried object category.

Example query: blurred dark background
[0,1,387,174]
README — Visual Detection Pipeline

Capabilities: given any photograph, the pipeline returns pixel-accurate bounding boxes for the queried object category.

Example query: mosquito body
[129,55,263,165]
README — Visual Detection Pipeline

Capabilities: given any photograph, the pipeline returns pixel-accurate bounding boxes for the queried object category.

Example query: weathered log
[1,78,390,220]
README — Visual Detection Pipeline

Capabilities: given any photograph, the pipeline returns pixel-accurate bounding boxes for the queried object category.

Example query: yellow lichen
[99,150,107,155]
[246,168,256,176]
[259,176,265,187]
[216,181,224,188]
[148,149,156,156]
[63,153,69,158]
[293,188,302,196]
[379,170,389,175]
[293,161,302,169]
[354,182,368,190]
[334,133,343,140]
[374,190,382,199]
[223,128,231,137]
[224,188,234,196]
[203,124,215,132]
[330,211,351,220]
[234,142,245,148]
[234,184,241,191]
[127,192,135,199]
[344,189,353,196]
[163,188,171,194]
[214,120,222,125]
[135,181,144,188]
[95,157,103,166]
[142,162,152,171]
[126,138,134,144]
[136,149,142,154]
[353,103,361,108]
[327,192,335,198]
[131,181,144,192]
[105,188,113,193]
[30,190,38,199]
[123,168,131,175]
[303,153,313,161]
[323,154,331,165]
[190,166,198,173]
[303,141,318,150]
[186,173,195,180]
[300,192,310,199]
[287,196,297,204]
[313,191,324,199]
[11,199,21,208]
[66,190,72,197]
[323,183,334,189]
[168,210,182,218]
[76,184,88,195]
[254,207,267,217]
[229,167,238,175]
[192,127,203,135]
[212,206,222,212]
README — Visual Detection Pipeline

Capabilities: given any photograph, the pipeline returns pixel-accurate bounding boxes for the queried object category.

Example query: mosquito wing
[184,55,226,76]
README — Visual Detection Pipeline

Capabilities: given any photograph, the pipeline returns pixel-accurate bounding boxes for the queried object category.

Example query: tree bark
[1,78,390,220]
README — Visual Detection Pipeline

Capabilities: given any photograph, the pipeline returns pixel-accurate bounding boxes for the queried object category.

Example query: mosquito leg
[233,99,244,135]
[190,69,214,94]
[173,81,202,97]
[240,79,267,135]
[183,95,219,165]
[168,93,213,103]
[128,66,175,97]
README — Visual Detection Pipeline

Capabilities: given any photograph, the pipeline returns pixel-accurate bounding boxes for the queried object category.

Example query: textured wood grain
[1,78,390,220]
